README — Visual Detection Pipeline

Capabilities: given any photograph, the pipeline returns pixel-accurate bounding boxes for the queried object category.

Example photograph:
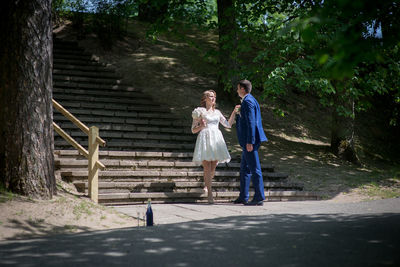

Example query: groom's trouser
[239,144,265,202]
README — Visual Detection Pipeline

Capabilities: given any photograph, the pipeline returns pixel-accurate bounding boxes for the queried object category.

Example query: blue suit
[236,94,267,202]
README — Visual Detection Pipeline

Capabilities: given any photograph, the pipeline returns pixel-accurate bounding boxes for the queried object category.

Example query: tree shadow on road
[1,212,399,266]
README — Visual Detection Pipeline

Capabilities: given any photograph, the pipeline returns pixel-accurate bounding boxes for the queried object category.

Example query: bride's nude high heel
[207,191,214,204]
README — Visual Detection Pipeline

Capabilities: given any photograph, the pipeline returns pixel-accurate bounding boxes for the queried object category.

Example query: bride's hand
[200,119,207,128]
[197,118,206,129]
[234,105,241,114]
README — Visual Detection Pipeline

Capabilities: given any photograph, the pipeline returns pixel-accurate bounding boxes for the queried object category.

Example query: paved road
[1,198,399,267]
[114,198,400,225]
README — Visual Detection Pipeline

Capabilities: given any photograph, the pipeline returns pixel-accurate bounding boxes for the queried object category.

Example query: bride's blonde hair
[200,90,216,109]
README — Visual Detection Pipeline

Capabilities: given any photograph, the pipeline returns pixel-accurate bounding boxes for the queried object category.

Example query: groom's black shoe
[233,198,248,204]
[244,199,264,206]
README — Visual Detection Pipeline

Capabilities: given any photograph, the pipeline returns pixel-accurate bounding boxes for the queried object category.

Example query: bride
[191,90,240,203]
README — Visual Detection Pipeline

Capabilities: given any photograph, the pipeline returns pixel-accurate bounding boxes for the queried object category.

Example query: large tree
[0,0,56,198]
[216,0,238,103]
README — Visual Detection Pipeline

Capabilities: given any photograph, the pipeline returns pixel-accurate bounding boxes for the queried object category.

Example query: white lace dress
[191,107,231,165]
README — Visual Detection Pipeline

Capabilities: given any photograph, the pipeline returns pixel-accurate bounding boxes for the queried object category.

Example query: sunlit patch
[192,240,210,245]
[304,156,318,161]
[268,130,329,146]
[257,232,268,236]
[368,240,383,244]
[215,246,227,251]
[145,247,176,254]
[149,56,177,66]
[104,252,126,257]
[105,237,126,242]
[327,162,340,167]
[143,237,164,243]
[286,232,305,235]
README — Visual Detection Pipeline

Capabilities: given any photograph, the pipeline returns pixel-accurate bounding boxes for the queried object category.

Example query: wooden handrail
[53,122,106,170]
[52,99,106,203]
[52,99,106,147]
[53,122,88,158]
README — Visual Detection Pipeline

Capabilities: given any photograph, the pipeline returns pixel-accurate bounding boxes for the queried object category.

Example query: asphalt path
[1,198,399,267]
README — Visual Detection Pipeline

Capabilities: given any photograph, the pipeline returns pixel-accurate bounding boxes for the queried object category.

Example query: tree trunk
[217,0,239,104]
[330,83,360,164]
[0,0,56,198]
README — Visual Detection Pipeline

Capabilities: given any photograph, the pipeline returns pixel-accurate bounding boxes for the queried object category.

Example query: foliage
[91,0,133,48]
[53,0,134,47]
[142,0,218,41]
[228,0,400,130]
[294,0,400,79]
[289,0,400,127]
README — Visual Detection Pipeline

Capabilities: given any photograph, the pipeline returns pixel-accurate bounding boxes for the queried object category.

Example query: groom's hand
[246,144,253,152]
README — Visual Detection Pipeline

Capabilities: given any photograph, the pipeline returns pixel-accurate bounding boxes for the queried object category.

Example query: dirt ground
[0,178,141,241]
[1,20,399,241]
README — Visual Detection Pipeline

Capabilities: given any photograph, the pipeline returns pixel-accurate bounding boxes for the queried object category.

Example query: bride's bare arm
[228,105,241,126]
[220,106,240,128]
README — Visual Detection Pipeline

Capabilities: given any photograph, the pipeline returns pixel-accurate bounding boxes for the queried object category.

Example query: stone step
[53,106,180,119]
[53,80,138,91]
[53,63,116,73]
[54,131,194,143]
[52,102,173,115]
[53,48,89,56]
[53,69,122,79]
[55,150,194,160]
[53,88,148,99]
[53,58,105,67]
[55,122,193,135]
[55,140,195,151]
[73,181,303,194]
[52,47,84,54]
[61,170,288,182]
[53,94,159,106]
[53,41,82,49]
[54,131,194,141]
[53,74,125,85]
[53,115,188,127]
[53,52,93,61]
[54,130,194,142]
[53,39,81,47]
[55,158,274,172]
[98,191,320,205]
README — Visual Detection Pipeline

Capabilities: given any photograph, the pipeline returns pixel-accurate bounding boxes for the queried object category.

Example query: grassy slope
[59,19,399,201]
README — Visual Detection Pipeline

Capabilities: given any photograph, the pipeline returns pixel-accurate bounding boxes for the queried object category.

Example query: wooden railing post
[88,126,99,203]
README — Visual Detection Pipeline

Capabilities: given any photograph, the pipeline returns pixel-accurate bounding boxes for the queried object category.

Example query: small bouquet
[234,104,241,116]
[192,107,205,119]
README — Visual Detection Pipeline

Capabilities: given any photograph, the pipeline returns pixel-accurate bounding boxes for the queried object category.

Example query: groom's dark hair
[238,80,252,93]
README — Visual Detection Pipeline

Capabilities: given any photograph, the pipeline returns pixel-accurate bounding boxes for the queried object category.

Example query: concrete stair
[55,150,318,205]
[53,39,194,152]
[52,38,319,204]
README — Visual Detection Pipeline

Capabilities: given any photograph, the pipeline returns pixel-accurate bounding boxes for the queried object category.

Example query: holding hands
[198,118,207,129]
[234,104,241,115]
[226,104,241,127]
[192,117,207,134]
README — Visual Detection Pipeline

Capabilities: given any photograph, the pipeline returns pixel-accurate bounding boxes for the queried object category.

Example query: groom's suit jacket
[236,94,267,148]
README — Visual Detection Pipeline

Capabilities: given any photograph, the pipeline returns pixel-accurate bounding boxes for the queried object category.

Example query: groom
[234,80,268,206]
